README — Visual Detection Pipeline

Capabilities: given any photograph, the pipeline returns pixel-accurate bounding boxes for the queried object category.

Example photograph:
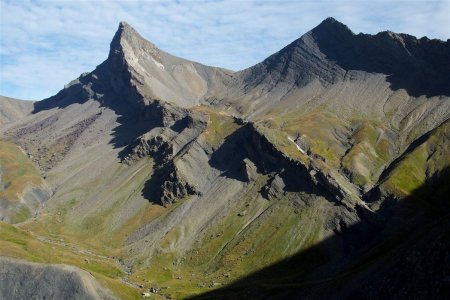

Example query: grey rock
[0,257,116,299]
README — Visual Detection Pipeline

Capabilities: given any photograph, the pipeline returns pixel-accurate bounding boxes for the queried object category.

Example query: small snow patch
[150,56,164,70]
[288,137,306,154]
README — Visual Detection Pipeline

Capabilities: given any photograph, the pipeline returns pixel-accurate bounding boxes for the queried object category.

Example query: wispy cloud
[0,0,448,100]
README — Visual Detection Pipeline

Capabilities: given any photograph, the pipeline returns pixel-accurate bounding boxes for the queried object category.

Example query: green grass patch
[382,121,450,198]
[0,140,43,201]
[194,105,242,149]
[0,221,139,298]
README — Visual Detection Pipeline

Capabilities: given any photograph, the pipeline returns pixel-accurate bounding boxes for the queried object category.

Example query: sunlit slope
[0,221,140,299]
[0,140,50,223]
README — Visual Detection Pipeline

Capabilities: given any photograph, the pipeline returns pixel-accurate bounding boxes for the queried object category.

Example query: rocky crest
[239,17,450,97]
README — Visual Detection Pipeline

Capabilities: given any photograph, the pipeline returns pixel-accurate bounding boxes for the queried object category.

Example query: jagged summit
[108,21,158,62]
[312,17,354,35]
[119,20,130,28]
[238,16,450,98]
[33,21,234,113]
[32,18,450,118]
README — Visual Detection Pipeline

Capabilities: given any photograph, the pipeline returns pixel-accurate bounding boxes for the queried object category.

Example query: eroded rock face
[215,123,358,205]
[122,103,207,206]
[123,135,173,165]
[260,174,285,200]
[157,161,199,207]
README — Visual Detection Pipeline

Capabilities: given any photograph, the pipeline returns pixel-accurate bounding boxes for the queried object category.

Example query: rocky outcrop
[123,135,173,165]
[122,103,207,206]
[153,161,199,207]
[211,122,360,209]
[260,173,285,200]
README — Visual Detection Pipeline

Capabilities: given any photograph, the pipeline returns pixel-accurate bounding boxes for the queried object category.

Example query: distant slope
[377,119,450,199]
[0,96,34,127]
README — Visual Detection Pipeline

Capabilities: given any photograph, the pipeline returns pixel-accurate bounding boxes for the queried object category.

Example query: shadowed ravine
[189,168,450,299]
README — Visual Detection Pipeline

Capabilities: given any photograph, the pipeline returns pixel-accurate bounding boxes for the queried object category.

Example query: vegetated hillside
[0,18,449,299]
[0,222,140,299]
[0,140,51,223]
[190,139,450,300]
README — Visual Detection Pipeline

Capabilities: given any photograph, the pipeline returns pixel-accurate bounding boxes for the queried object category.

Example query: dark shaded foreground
[189,168,450,299]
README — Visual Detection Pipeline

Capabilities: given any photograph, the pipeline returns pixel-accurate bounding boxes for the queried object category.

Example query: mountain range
[0,17,449,299]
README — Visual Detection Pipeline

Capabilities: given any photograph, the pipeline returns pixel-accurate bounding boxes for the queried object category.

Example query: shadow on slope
[189,167,450,300]
[209,124,314,193]
[31,61,161,160]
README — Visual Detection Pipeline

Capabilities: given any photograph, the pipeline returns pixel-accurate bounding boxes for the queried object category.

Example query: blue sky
[0,0,449,100]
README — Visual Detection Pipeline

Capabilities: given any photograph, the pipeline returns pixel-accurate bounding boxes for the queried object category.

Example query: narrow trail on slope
[12,224,141,290]
[287,136,307,154]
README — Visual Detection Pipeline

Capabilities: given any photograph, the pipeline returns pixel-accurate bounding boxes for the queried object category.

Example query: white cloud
[0,0,448,100]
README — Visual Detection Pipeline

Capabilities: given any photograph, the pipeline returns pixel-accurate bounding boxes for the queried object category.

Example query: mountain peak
[108,21,158,63]
[119,20,131,28]
[322,17,339,24]
[110,21,145,48]
[312,17,354,36]
[115,21,141,39]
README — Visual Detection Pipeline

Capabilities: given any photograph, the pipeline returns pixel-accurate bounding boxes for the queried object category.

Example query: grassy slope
[381,120,450,197]
[0,140,42,199]
[0,221,141,299]
[1,103,447,299]
[194,105,242,149]
[255,107,395,189]
[18,108,445,298]
[341,120,392,187]
[128,180,330,298]
[256,107,349,168]
[20,157,165,252]
[253,104,449,195]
